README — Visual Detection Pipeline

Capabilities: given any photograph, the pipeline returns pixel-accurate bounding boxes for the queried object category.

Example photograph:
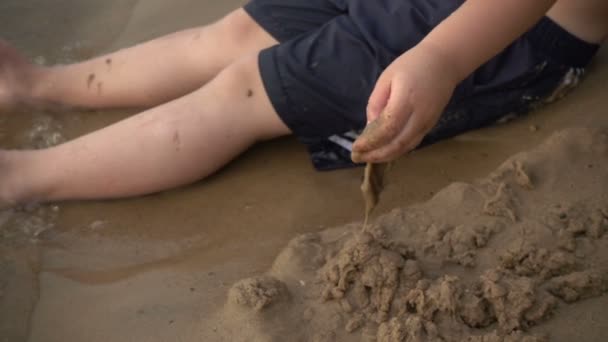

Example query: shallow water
[0,1,607,341]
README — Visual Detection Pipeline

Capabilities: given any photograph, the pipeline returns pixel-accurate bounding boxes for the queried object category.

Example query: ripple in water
[0,204,60,245]
[23,114,66,149]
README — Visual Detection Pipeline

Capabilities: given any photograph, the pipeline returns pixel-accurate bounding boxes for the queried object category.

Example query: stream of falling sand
[361,162,389,230]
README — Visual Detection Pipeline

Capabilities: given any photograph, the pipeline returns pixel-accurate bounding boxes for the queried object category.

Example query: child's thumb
[366,75,391,124]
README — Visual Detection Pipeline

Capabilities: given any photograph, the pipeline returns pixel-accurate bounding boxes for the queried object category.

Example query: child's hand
[352,45,459,163]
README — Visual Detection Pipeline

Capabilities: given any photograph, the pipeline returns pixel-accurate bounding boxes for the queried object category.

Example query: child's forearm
[417,0,557,82]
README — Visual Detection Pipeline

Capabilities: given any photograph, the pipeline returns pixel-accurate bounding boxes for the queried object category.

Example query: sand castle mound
[217,128,608,342]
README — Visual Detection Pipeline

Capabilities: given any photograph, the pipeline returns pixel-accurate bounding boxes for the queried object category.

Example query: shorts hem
[526,17,600,68]
[258,48,310,141]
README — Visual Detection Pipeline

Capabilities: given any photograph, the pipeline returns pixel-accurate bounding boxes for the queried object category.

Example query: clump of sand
[213,128,608,341]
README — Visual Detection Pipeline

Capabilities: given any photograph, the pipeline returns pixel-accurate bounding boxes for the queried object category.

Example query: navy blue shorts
[244,0,600,170]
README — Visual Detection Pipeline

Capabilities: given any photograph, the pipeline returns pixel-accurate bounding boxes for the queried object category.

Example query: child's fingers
[351,118,386,162]
[353,78,413,153]
[356,112,429,162]
[366,73,391,124]
[358,133,425,163]
[354,103,438,162]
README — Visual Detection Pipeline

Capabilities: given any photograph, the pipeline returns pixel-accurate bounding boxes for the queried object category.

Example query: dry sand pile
[213,128,608,342]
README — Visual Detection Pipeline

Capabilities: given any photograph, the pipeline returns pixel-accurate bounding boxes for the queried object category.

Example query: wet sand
[215,128,608,341]
[0,1,607,341]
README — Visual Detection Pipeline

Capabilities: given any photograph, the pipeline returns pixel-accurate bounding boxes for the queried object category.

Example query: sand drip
[218,128,608,342]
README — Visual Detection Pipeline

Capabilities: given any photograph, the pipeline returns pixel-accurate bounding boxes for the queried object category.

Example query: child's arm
[420,0,557,82]
[352,0,557,163]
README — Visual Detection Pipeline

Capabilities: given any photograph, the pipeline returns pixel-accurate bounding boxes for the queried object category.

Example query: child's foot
[0,151,16,209]
[0,151,30,209]
[0,155,14,209]
[0,40,37,111]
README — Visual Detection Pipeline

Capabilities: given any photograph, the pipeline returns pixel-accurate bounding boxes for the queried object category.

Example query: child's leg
[0,9,277,110]
[1,54,290,205]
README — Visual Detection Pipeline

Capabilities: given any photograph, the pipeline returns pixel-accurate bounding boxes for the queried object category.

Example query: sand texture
[215,128,608,341]
[1,2,607,341]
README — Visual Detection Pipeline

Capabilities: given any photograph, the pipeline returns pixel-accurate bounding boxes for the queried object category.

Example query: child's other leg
[0,54,290,205]
[0,9,276,110]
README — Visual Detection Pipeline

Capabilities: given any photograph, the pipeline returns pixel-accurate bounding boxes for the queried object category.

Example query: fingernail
[353,141,366,152]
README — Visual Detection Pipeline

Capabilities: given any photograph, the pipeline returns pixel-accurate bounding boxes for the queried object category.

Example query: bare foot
[0,151,16,209]
[0,40,38,111]
[0,151,32,209]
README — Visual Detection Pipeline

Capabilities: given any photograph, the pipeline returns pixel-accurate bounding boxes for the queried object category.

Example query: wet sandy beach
[0,1,607,341]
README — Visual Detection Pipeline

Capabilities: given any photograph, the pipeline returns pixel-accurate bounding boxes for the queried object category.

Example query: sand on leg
[0,9,277,111]
[0,54,290,204]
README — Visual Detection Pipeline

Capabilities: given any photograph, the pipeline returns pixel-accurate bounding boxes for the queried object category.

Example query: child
[0,0,606,207]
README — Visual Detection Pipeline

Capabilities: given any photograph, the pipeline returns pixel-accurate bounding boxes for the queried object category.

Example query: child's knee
[216,9,257,38]
[215,55,261,96]
[212,9,275,53]
[213,55,290,139]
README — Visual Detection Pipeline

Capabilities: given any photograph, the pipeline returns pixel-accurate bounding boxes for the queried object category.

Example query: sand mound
[214,128,608,342]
